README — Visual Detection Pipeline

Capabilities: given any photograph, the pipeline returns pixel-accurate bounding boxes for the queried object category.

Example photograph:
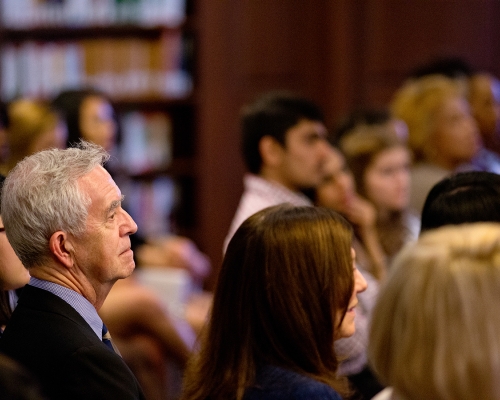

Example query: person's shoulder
[246,365,342,400]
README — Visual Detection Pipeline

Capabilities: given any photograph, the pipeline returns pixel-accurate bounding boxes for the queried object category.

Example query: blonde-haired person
[0,98,67,175]
[391,74,481,214]
[369,223,500,400]
[340,126,418,264]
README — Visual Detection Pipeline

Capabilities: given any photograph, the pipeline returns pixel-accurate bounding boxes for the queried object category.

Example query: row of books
[1,0,186,28]
[0,35,193,100]
[112,111,175,237]
[118,111,173,175]
[120,176,178,237]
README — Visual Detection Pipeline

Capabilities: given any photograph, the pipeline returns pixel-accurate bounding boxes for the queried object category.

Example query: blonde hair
[5,99,61,172]
[390,75,466,161]
[369,223,500,400]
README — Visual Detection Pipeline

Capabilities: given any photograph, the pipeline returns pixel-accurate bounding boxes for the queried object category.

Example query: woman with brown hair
[339,127,418,264]
[181,205,366,400]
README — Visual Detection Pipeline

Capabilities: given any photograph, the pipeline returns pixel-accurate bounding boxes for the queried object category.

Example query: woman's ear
[259,135,285,168]
[49,231,74,269]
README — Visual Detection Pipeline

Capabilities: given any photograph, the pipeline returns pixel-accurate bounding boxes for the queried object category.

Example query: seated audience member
[182,205,367,400]
[369,222,500,400]
[409,57,500,174]
[0,98,67,175]
[224,91,330,250]
[0,175,30,332]
[339,127,418,263]
[53,88,205,399]
[316,146,386,281]
[0,142,145,399]
[420,170,500,233]
[390,74,481,214]
[468,72,500,171]
[314,146,384,400]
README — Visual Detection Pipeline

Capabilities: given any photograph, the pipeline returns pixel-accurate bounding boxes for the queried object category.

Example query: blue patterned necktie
[102,323,120,355]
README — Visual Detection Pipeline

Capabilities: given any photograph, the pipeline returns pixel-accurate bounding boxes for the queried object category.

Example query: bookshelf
[0,0,197,240]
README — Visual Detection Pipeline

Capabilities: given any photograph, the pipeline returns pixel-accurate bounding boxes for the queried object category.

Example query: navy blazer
[244,365,343,400]
[0,285,145,400]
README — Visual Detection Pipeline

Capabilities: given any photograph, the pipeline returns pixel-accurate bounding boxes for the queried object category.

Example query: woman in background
[369,223,500,400]
[182,205,367,400]
[316,145,387,281]
[340,127,418,264]
[0,175,30,331]
[391,74,481,214]
[51,87,117,152]
[0,98,67,175]
[315,145,385,400]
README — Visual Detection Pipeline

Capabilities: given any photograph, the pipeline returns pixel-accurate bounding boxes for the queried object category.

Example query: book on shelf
[0,36,192,101]
[1,0,186,28]
[119,110,173,175]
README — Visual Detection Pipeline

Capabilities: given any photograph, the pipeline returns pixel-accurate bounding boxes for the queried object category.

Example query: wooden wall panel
[196,0,500,287]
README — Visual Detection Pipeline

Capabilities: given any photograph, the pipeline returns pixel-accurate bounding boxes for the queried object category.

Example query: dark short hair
[409,56,474,80]
[241,91,325,173]
[420,171,500,234]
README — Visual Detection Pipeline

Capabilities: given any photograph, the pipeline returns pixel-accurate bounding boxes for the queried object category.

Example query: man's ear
[259,136,284,168]
[49,231,74,269]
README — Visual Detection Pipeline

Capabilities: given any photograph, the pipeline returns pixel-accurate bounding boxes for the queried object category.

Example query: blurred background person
[51,87,211,283]
[313,150,387,399]
[0,175,30,333]
[420,170,500,234]
[182,205,366,400]
[316,145,386,282]
[369,223,500,400]
[391,74,481,214]
[0,98,67,175]
[410,57,500,173]
[468,72,500,172]
[339,125,418,264]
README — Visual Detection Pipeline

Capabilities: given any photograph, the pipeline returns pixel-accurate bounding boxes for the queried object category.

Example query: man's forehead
[286,119,327,139]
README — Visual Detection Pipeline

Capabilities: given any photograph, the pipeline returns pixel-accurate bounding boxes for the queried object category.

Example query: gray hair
[2,141,110,269]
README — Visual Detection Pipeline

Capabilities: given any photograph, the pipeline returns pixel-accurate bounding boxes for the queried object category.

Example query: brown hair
[182,205,354,400]
[339,126,407,198]
[340,127,412,258]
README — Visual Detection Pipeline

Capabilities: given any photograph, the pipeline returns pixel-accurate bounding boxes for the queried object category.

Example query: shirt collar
[28,277,103,339]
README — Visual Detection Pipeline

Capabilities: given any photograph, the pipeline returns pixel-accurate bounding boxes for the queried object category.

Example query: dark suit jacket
[0,285,145,400]
[244,365,343,400]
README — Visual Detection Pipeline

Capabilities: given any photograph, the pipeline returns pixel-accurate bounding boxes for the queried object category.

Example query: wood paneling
[195,0,500,287]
